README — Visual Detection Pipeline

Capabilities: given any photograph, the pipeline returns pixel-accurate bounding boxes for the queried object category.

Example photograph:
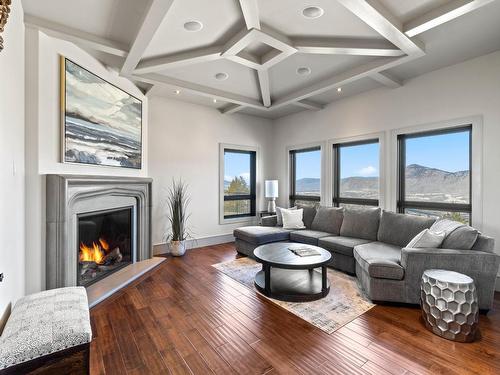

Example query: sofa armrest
[401,247,500,309]
[261,215,278,227]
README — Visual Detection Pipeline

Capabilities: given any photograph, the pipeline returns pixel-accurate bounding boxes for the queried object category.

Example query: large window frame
[332,138,380,208]
[289,146,322,206]
[219,144,258,224]
[397,125,472,222]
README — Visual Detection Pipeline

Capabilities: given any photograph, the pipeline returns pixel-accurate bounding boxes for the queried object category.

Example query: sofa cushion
[340,207,381,241]
[318,236,372,257]
[442,225,479,250]
[298,205,317,229]
[354,242,404,280]
[233,226,291,245]
[311,207,344,235]
[378,211,436,247]
[290,230,331,246]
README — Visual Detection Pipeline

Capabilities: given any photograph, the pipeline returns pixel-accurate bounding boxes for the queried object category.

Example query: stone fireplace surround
[46,175,154,294]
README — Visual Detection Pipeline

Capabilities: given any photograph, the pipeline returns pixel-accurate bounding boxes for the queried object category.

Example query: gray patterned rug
[212,257,375,334]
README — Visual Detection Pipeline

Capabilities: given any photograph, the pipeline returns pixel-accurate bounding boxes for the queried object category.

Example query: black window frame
[289,146,321,206]
[223,148,257,219]
[397,125,472,222]
[332,139,380,208]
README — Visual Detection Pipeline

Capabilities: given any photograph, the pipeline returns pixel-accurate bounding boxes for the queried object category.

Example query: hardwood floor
[89,243,500,375]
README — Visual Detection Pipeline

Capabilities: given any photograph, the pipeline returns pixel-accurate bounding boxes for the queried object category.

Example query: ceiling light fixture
[302,6,324,19]
[213,98,217,103]
[174,89,180,95]
[337,87,342,93]
[183,20,203,32]
[296,67,311,76]
[215,72,229,81]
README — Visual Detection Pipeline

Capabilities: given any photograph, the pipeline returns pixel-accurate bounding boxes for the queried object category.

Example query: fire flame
[79,237,108,264]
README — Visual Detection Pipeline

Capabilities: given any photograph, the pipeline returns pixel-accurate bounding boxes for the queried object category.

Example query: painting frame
[60,56,143,169]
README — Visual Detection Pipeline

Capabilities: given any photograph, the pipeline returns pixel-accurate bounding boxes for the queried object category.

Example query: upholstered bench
[0,287,92,374]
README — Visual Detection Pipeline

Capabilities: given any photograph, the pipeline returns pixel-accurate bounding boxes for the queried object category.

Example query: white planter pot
[170,240,186,256]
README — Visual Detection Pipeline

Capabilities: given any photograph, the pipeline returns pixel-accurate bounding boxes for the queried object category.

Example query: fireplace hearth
[78,207,133,287]
[46,175,152,290]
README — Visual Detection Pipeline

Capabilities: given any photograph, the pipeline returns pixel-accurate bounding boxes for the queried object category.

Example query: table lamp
[265,180,279,213]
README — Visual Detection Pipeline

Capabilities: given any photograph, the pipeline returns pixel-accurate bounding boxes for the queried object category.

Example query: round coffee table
[253,242,332,302]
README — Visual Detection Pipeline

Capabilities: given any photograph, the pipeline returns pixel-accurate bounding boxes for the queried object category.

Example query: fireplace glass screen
[78,207,133,287]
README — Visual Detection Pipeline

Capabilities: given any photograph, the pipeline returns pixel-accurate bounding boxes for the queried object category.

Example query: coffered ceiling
[22,0,500,119]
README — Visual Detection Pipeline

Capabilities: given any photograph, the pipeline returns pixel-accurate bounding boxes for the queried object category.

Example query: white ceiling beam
[371,71,402,88]
[257,70,271,107]
[121,0,175,75]
[336,0,424,56]
[293,37,405,57]
[271,56,410,109]
[404,0,496,37]
[134,46,224,74]
[293,100,324,111]
[238,0,261,29]
[220,104,244,114]
[24,14,128,57]
[132,73,265,110]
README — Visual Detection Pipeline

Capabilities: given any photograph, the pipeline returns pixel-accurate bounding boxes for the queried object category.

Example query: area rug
[212,257,375,334]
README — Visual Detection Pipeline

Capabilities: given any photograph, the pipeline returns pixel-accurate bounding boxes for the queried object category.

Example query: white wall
[272,51,500,259]
[0,0,25,329]
[24,29,148,294]
[148,97,273,251]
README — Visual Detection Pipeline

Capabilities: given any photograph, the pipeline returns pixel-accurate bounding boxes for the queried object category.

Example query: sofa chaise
[233,207,500,311]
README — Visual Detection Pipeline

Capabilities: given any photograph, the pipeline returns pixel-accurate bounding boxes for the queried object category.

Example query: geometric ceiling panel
[269,53,378,98]
[257,0,381,38]
[143,0,243,59]
[310,76,383,105]
[22,0,500,120]
[159,59,261,100]
[382,0,452,23]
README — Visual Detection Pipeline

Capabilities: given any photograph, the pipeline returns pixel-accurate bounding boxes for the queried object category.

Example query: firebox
[78,207,134,287]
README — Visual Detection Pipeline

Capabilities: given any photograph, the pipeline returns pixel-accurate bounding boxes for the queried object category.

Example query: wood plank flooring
[89,243,500,375]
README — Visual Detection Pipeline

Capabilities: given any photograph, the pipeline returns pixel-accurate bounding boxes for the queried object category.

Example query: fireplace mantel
[46,175,153,290]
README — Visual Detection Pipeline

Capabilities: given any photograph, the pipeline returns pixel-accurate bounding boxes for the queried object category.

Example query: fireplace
[78,207,134,287]
[46,175,152,290]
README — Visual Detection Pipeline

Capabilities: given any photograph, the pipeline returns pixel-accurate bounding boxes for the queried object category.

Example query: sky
[224,151,251,183]
[405,131,470,172]
[224,130,470,183]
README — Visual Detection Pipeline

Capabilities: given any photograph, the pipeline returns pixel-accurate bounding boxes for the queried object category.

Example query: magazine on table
[288,244,321,257]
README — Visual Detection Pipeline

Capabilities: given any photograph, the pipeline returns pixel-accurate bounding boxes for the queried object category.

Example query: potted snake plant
[166,179,192,256]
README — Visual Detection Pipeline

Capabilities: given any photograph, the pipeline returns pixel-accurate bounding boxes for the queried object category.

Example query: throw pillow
[282,208,306,230]
[276,206,296,226]
[311,206,344,235]
[406,229,446,248]
[442,225,479,250]
[297,205,318,228]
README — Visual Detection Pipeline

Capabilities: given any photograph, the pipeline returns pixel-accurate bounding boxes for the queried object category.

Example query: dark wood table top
[253,242,331,269]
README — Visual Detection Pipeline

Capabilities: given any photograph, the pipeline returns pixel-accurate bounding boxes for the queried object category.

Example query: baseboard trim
[153,233,235,255]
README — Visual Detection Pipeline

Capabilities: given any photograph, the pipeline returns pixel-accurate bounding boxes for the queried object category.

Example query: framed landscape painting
[61,57,143,169]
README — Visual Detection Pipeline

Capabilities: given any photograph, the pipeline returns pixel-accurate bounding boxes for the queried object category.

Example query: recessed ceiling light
[183,20,203,32]
[174,89,180,95]
[302,6,324,19]
[296,67,311,76]
[213,98,217,103]
[215,72,229,81]
[337,87,342,93]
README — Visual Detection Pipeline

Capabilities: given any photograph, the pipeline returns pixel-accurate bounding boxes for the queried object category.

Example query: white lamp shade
[265,180,279,198]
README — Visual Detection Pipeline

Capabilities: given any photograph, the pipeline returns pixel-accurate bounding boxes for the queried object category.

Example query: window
[289,147,321,206]
[222,148,256,219]
[397,126,471,224]
[333,140,379,208]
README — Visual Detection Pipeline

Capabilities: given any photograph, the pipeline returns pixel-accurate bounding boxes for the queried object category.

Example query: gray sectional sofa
[234,207,500,310]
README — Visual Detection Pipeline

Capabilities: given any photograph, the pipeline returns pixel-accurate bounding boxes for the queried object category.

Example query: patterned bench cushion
[0,287,92,369]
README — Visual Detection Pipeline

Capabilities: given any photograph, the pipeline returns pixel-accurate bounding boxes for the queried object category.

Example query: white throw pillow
[276,206,296,226]
[407,229,446,248]
[281,208,306,229]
